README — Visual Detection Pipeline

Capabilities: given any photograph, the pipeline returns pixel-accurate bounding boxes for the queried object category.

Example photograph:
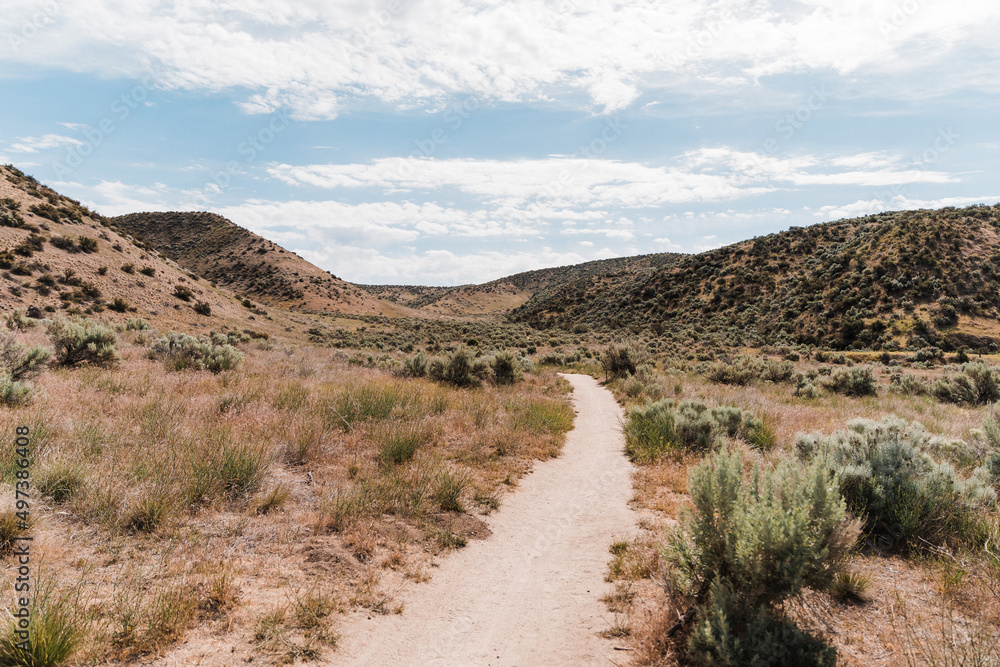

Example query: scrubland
[0,316,572,665]
[591,345,1000,666]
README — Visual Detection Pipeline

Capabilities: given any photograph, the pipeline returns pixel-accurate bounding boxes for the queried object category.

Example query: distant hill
[110,211,407,316]
[0,164,289,334]
[360,254,682,316]
[511,205,1000,351]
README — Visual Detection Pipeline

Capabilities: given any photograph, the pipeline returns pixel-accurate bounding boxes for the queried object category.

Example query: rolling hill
[511,205,1000,351]
[0,165,292,335]
[110,211,410,316]
[359,253,682,316]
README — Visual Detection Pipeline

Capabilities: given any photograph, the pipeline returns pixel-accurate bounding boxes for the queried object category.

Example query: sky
[1,1,999,286]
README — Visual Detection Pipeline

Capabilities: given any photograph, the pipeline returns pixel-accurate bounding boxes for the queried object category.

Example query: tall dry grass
[0,333,574,662]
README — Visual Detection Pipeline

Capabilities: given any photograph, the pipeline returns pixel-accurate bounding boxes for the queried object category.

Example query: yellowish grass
[0,340,574,663]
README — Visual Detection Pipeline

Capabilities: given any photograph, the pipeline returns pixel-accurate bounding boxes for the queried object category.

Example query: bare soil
[331,373,637,666]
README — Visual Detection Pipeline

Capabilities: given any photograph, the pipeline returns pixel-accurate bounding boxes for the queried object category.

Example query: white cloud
[9,134,83,153]
[299,245,601,286]
[817,194,1000,219]
[1,0,998,118]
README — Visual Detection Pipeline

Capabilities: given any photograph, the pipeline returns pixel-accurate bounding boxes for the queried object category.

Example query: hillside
[0,165,294,335]
[111,211,409,316]
[511,205,1000,351]
[360,253,682,316]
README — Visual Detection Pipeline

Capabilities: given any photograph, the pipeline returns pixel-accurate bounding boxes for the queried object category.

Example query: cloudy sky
[2,0,999,285]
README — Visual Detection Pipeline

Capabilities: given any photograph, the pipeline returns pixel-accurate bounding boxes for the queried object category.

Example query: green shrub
[601,343,638,380]
[664,448,853,667]
[624,400,763,462]
[933,362,1000,405]
[173,285,194,301]
[796,418,996,551]
[149,333,242,373]
[489,351,522,385]
[125,318,150,331]
[707,356,794,386]
[823,366,878,397]
[889,373,927,396]
[402,351,428,377]
[5,309,37,331]
[428,348,488,387]
[0,332,51,380]
[0,373,32,407]
[46,319,119,367]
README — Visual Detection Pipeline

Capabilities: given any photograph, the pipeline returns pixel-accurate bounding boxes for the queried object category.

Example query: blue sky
[1,1,999,285]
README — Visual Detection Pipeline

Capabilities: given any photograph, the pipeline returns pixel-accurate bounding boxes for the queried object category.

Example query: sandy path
[332,373,636,667]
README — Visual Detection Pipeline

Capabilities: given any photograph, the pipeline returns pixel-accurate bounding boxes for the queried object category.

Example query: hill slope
[360,253,682,316]
[0,165,290,334]
[111,211,407,316]
[511,205,1000,351]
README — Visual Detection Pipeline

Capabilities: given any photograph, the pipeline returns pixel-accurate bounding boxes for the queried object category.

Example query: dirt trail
[333,373,636,666]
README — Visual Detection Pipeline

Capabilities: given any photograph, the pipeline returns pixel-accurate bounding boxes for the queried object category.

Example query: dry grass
[0,337,573,664]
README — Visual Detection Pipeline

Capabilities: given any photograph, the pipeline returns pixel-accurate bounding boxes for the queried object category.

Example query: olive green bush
[664,448,855,667]
[796,417,996,551]
[46,318,118,367]
[149,333,243,373]
[623,399,765,462]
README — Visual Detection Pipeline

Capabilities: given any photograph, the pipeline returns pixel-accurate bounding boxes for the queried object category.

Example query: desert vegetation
[594,344,1000,666]
[0,318,573,664]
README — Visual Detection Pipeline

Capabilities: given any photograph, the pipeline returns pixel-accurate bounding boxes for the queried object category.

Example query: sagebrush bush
[149,333,242,373]
[664,448,854,667]
[706,356,794,386]
[623,399,764,462]
[602,343,639,380]
[796,417,996,551]
[402,351,428,377]
[46,319,118,367]
[933,362,1000,405]
[0,332,51,381]
[5,309,37,331]
[824,366,878,397]
[489,351,522,385]
[428,348,488,387]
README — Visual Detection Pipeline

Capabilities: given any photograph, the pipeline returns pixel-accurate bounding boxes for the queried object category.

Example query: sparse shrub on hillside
[193,300,212,316]
[663,448,854,667]
[6,308,38,331]
[428,348,489,387]
[0,332,51,383]
[125,318,150,331]
[47,319,118,367]
[121,263,135,274]
[623,399,764,462]
[796,418,996,552]
[149,333,242,373]
[706,356,794,386]
[173,285,194,301]
[601,343,638,381]
[139,265,156,277]
[108,297,133,313]
[932,362,1000,405]
[78,236,98,252]
[489,351,522,385]
[824,366,878,397]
